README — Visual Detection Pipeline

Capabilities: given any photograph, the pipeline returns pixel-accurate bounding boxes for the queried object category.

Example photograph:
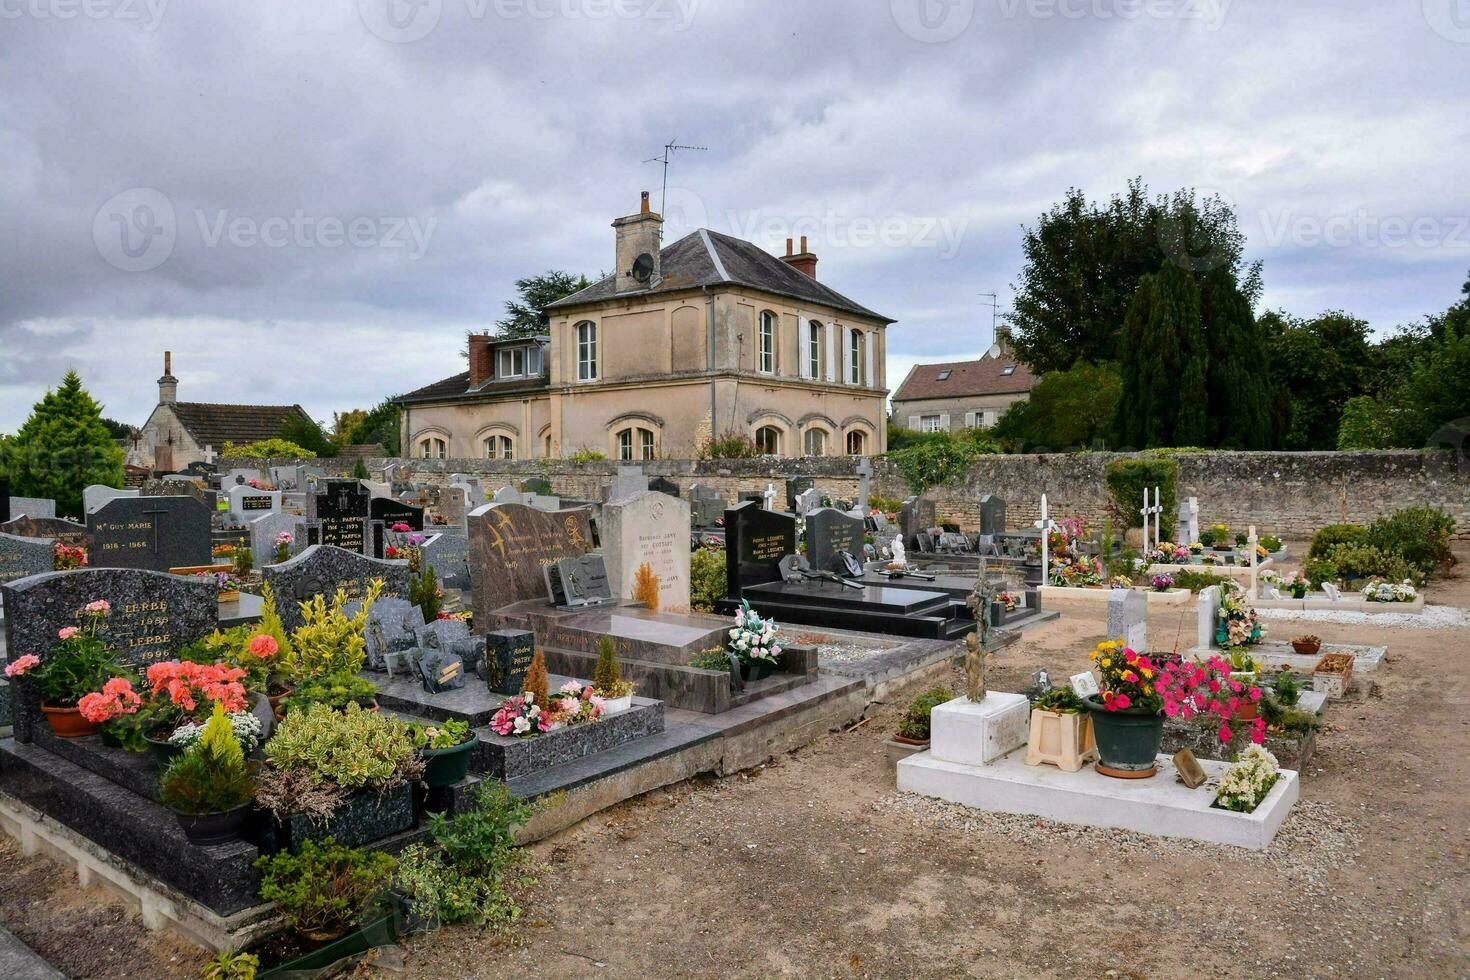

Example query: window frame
[576,321,598,382]
[616,427,634,461]
[845,430,866,455]
[919,415,942,434]
[758,311,776,374]
[803,428,826,457]
[808,321,822,379]
[755,425,781,456]
[639,428,655,461]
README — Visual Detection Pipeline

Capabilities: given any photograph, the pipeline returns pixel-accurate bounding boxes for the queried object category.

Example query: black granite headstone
[724,501,797,598]
[85,495,212,572]
[261,544,411,631]
[785,476,815,512]
[805,507,864,574]
[0,477,9,523]
[980,495,1007,536]
[311,480,370,554]
[0,516,87,546]
[0,531,53,590]
[369,498,425,558]
[483,629,534,695]
[648,476,680,498]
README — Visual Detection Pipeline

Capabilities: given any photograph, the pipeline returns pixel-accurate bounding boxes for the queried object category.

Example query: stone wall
[219,450,1470,539]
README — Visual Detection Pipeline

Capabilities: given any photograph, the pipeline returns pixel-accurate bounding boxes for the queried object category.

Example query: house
[395,193,894,460]
[136,352,314,470]
[889,330,1037,433]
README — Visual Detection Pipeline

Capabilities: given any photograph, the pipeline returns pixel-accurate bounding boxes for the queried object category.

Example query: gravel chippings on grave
[1257,603,1470,631]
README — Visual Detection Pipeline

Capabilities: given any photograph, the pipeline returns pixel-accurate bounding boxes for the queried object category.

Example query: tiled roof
[546,229,892,323]
[168,402,314,447]
[891,356,1038,402]
[395,371,550,406]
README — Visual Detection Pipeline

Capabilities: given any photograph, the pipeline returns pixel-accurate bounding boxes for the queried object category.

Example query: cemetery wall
[218,450,1470,538]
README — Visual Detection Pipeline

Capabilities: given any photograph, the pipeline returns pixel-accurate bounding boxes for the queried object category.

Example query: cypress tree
[1201,266,1272,448]
[0,370,125,519]
[1113,276,1155,449]
[1114,264,1206,448]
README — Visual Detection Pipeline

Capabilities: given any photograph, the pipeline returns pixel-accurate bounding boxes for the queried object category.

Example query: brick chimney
[157,351,178,404]
[780,235,818,279]
[467,332,493,387]
[613,191,662,293]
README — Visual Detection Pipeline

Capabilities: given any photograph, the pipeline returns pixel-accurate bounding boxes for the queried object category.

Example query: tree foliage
[1113,264,1208,449]
[280,415,338,457]
[494,270,592,341]
[341,398,402,456]
[991,362,1121,451]
[0,370,125,519]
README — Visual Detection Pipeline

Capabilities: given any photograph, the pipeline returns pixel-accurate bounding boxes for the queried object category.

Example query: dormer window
[1001,365,1016,376]
[496,345,543,379]
[936,370,951,381]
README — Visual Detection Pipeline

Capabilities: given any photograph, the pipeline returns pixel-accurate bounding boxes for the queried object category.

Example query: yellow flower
[1142,668,1153,679]
[1101,658,1111,668]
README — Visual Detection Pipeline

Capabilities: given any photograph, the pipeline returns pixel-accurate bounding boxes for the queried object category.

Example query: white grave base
[897,749,1299,851]
[1251,593,1425,615]
[931,693,1029,766]
[1187,640,1386,673]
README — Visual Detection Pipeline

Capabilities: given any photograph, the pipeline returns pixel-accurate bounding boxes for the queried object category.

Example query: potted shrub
[135,660,251,767]
[407,719,477,788]
[1213,745,1281,813]
[1211,524,1233,551]
[4,600,124,738]
[1081,640,1166,778]
[1312,652,1354,698]
[1024,688,1096,772]
[254,838,396,973]
[158,704,256,845]
[1291,634,1322,657]
[728,599,782,681]
[1198,528,1218,549]
[591,636,635,714]
[893,686,953,748]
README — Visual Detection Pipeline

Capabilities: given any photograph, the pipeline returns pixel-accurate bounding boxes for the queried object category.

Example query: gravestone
[855,457,873,514]
[9,496,56,520]
[86,495,212,572]
[467,502,593,617]
[491,486,524,505]
[262,544,411,631]
[0,478,8,523]
[361,480,392,500]
[1196,586,1221,650]
[228,486,281,524]
[544,553,615,608]
[900,496,936,549]
[525,494,563,513]
[416,649,465,694]
[420,531,471,590]
[724,501,797,598]
[1179,497,1201,545]
[369,498,425,558]
[83,485,139,514]
[183,460,217,478]
[2,568,218,740]
[250,512,311,564]
[785,476,816,512]
[608,465,645,502]
[271,465,305,491]
[805,507,864,574]
[601,490,691,611]
[980,495,1007,536]
[311,480,371,554]
[414,617,470,655]
[0,516,87,545]
[0,531,54,591]
[441,485,472,525]
[1107,588,1149,651]
[648,476,680,498]
[222,468,264,488]
[142,478,217,512]
[360,598,425,671]
[793,487,821,517]
[483,629,534,695]
[689,485,726,528]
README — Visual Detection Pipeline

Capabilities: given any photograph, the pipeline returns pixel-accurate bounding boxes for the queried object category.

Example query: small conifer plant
[521,648,550,706]
[593,636,633,699]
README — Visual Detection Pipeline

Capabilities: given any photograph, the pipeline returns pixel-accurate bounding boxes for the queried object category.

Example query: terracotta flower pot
[41,705,98,739]
[1291,640,1320,657]
[890,732,929,748]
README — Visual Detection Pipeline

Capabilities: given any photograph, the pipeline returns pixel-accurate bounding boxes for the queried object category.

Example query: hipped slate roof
[546,229,893,323]
[168,402,313,447]
[892,356,1038,402]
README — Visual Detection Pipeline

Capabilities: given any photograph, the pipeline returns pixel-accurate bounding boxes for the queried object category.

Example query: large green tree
[341,398,402,456]
[1260,310,1372,449]
[494,270,592,341]
[992,361,1122,451]
[0,370,125,519]
[1113,264,1209,449]
[1200,265,1272,448]
[1010,180,1260,373]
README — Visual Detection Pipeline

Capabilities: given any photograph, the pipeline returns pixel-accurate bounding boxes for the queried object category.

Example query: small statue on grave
[963,631,990,703]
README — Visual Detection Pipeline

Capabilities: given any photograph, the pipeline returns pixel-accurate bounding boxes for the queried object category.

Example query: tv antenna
[979,291,998,351]
[644,138,707,231]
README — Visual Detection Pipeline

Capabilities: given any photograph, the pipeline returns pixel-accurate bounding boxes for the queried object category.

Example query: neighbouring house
[889,329,1037,433]
[395,193,894,460]
[135,352,315,471]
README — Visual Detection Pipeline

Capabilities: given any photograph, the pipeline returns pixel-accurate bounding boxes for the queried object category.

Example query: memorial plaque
[467,502,593,618]
[311,480,370,554]
[545,554,614,609]
[483,629,534,695]
[86,495,212,572]
[602,490,691,611]
[0,516,87,546]
[0,531,53,590]
[229,486,281,525]
[724,501,797,597]
[805,507,864,574]
[417,649,465,694]
[360,597,425,670]
[261,544,411,631]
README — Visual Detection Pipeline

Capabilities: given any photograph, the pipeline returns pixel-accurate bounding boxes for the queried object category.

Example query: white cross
[1140,487,1153,552]
[762,483,777,510]
[201,445,216,465]
[1034,494,1058,583]
[1153,485,1164,548]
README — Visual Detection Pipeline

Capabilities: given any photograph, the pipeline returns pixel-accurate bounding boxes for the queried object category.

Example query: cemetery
[0,454,1463,977]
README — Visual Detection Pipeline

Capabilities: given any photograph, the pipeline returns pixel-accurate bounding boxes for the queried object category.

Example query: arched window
[808,321,823,379]
[615,426,655,461]
[845,430,866,456]
[417,437,447,459]
[576,321,598,381]
[543,433,553,457]
[484,435,514,460]
[758,311,776,374]
[803,428,827,457]
[755,426,782,455]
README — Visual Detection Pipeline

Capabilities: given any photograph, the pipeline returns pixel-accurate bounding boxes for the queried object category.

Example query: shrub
[410,565,441,622]
[1260,535,1283,553]
[233,547,253,577]
[1171,569,1231,594]
[1198,528,1217,548]
[885,430,999,493]
[202,951,259,980]
[1367,505,1455,575]
[1306,523,1367,562]
[632,562,660,612]
[280,674,380,713]
[286,581,383,680]
[521,649,549,706]
[1103,457,1177,534]
[689,547,726,612]
[263,702,421,795]
[897,686,953,740]
[157,704,254,815]
[220,438,316,459]
[255,838,395,940]
[592,637,632,698]
[698,431,760,459]
[868,493,903,514]
[1302,558,1338,588]
[351,458,370,480]
[1326,543,1416,584]
[566,447,607,463]
[689,648,732,671]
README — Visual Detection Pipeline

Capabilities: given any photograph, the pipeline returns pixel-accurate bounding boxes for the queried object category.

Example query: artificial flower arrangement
[1146,542,1191,565]
[1049,553,1105,587]
[1283,570,1310,598]
[195,569,244,599]
[272,531,294,564]
[995,590,1021,613]
[1362,577,1417,603]
[53,543,87,570]
[1150,574,1175,592]
[728,599,783,679]
[383,524,426,571]
[1188,542,1204,554]
[1216,585,1264,646]
[489,683,605,738]
[1213,744,1280,813]
[1108,575,1133,589]
[5,600,126,737]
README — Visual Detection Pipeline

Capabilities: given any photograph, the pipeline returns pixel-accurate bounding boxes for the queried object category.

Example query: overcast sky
[2,0,1467,433]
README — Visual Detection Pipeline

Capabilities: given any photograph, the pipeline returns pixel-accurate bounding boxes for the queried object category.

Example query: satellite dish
[631,252,655,284]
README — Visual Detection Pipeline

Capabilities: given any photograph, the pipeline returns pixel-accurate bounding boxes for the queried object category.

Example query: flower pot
[145,729,185,768]
[1291,640,1321,657]
[173,803,251,845]
[268,686,292,721]
[883,736,927,772]
[890,732,929,748]
[218,589,242,603]
[1024,708,1098,773]
[419,736,477,788]
[740,659,775,682]
[1234,701,1259,722]
[258,906,396,980]
[1083,696,1164,778]
[598,693,633,715]
[41,705,98,739]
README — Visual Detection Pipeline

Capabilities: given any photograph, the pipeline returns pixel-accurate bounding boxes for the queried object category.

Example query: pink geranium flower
[4,654,40,677]
[57,626,79,640]
[84,600,110,615]
[247,634,279,658]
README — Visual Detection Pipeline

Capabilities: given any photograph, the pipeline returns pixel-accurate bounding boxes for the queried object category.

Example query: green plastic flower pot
[1083,695,1164,778]
[419,736,477,788]
[740,659,774,682]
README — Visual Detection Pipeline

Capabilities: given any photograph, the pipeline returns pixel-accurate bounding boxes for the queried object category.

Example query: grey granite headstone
[793,487,821,517]
[0,516,87,545]
[262,544,411,631]
[490,486,524,505]
[86,495,212,571]
[417,649,465,693]
[785,476,816,512]
[228,486,281,524]
[601,490,691,611]
[414,617,470,654]
[360,597,425,670]
[805,507,864,574]
[1,568,218,740]
[547,554,614,608]
[483,629,534,695]
[420,531,470,591]
[608,465,645,502]
[689,485,726,528]
[0,531,54,591]
[8,496,56,520]
[250,512,308,563]
[83,485,138,515]
[1107,588,1149,651]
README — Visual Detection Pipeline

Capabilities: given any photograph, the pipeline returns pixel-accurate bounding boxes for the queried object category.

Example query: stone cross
[1153,485,1163,547]
[966,554,992,649]
[1035,494,1057,584]
[1179,496,1200,545]
[201,445,216,465]
[763,483,777,511]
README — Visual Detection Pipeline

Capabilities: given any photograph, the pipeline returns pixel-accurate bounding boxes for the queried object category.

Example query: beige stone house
[136,352,314,470]
[395,194,893,460]
[889,332,1037,433]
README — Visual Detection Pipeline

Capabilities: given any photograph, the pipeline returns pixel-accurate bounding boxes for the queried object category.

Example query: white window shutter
[907,414,920,430]
[965,411,976,428]
[798,318,810,379]
[843,328,854,384]
[865,330,876,387]
[826,323,838,382]
[939,413,951,431]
